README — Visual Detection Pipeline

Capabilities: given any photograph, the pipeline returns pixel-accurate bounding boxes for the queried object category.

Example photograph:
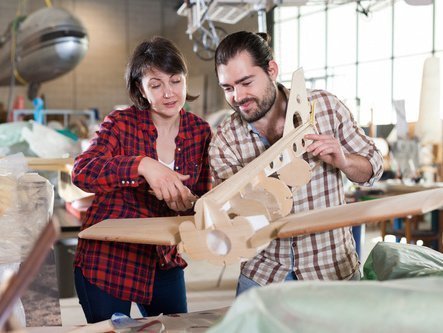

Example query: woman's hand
[138,157,197,211]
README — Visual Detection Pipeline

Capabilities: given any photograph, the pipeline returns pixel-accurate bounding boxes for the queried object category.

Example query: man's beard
[230,78,277,123]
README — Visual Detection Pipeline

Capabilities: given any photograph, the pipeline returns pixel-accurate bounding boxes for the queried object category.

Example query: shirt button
[177,147,181,151]
[161,264,164,267]
[292,242,297,247]
[121,180,125,184]
[131,180,135,184]
[175,166,179,170]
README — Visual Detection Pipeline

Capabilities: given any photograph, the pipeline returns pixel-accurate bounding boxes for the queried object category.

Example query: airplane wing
[247,188,443,247]
[277,187,443,238]
[78,189,443,264]
[78,216,193,245]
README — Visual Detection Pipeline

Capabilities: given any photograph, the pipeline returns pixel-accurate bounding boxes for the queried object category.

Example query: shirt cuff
[119,156,145,187]
[355,153,384,187]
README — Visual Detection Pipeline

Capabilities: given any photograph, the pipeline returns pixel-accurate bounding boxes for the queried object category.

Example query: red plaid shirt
[73,106,212,304]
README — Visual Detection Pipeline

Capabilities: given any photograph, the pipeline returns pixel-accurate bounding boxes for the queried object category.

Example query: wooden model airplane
[79,68,443,265]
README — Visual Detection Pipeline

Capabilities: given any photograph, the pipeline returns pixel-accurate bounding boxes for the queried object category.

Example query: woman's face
[140,67,186,117]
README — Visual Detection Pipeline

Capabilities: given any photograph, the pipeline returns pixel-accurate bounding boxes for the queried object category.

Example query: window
[299,10,325,71]
[436,0,442,51]
[304,68,327,90]
[273,1,440,125]
[393,54,429,122]
[327,65,356,105]
[358,60,392,125]
[274,11,299,81]
[328,5,356,67]
[358,5,391,62]
[393,1,433,57]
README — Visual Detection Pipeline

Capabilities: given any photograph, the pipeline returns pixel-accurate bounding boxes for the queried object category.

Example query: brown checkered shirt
[209,88,383,285]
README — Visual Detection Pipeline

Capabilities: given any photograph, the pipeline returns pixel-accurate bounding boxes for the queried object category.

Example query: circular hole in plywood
[292,112,302,128]
[206,230,231,256]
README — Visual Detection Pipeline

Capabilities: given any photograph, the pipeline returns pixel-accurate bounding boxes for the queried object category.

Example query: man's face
[217,51,277,123]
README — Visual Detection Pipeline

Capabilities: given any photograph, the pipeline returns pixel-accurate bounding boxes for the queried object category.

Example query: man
[209,31,383,295]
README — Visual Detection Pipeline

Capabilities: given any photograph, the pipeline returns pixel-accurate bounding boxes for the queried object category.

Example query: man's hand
[138,157,197,211]
[304,133,348,170]
[304,133,373,183]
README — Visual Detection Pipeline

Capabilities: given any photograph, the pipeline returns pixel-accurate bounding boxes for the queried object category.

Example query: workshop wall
[0,0,258,120]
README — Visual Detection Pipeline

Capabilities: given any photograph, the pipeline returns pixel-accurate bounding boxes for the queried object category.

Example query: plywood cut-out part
[283,68,312,136]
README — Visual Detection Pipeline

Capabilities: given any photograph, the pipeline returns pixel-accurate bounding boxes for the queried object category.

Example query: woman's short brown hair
[126,36,197,110]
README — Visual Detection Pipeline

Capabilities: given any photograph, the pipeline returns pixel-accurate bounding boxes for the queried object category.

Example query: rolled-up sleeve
[209,126,244,186]
[333,98,384,186]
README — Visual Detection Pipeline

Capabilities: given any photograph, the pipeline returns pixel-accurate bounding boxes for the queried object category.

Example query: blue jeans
[74,266,187,323]
[236,270,297,296]
[236,269,361,296]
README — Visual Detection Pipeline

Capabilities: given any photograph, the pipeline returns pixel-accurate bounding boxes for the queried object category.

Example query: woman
[72,36,212,323]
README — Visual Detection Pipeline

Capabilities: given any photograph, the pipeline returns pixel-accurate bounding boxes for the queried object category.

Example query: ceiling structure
[176,0,434,60]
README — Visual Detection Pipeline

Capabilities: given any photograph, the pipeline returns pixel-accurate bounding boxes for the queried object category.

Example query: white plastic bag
[22,121,78,158]
[0,263,26,326]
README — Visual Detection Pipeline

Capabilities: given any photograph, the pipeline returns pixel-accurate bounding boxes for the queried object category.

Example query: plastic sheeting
[0,154,54,263]
[0,174,53,263]
[0,122,30,148]
[0,263,26,326]
[22,121,79,158]
[209,242,443,333]
[208,277,443,333]
[0,153,54,327]
[363,242,443,280]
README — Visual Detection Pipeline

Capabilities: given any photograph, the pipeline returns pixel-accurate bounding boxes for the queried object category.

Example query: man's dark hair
[214,31,273,77]
[126,36,197,110]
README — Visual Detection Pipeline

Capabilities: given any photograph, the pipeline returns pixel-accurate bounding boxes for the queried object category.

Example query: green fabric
[208,243,443,333]
[363,242,443,280]
[208,277,443,333]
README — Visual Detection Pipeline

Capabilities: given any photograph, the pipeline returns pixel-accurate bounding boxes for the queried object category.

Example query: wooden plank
[78,216,193,245]
[276,188,443,238]
[26,157,75,173]
[26,157,75,165]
